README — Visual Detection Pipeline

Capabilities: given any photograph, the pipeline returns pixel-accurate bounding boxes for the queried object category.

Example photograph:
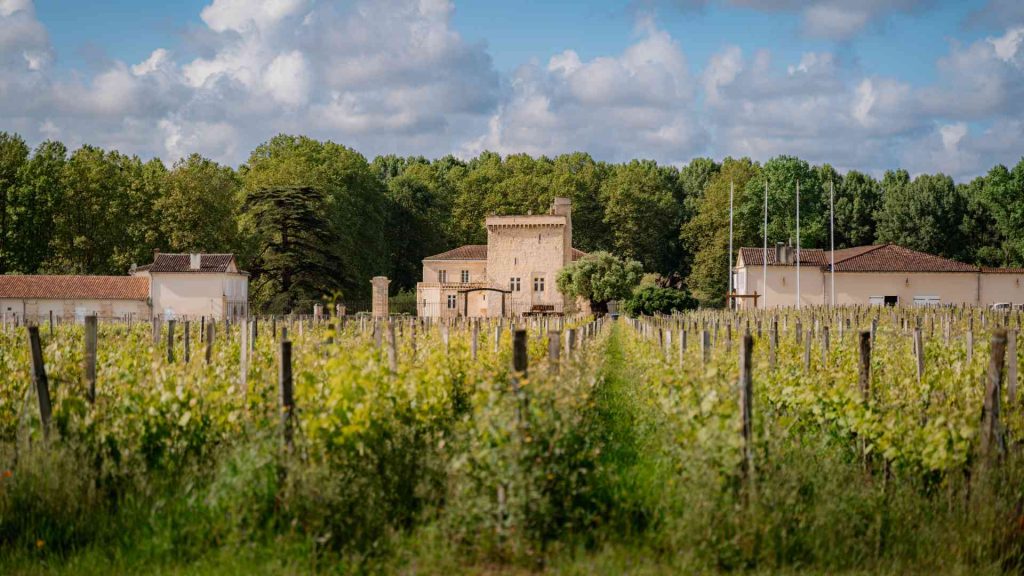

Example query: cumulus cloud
[465,20,707,163]
[1,0,1023,181]
[0,0,498,164]
[664,0,925,40]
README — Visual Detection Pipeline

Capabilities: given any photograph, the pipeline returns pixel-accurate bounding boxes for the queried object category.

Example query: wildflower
[36,539,45,549]
[1,470,11,479]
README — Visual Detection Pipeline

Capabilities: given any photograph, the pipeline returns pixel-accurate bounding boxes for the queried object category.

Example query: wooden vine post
[166,319,176,363]
[548,330,561,374]
[28,326,52,438]
[279,337,295,450]
[84,315,98,404]
[205,320,215,364]
[739,333,755,496]
[980,328,1007,465]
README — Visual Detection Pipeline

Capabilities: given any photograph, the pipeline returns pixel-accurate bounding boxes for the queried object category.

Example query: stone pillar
[371,276,390,318]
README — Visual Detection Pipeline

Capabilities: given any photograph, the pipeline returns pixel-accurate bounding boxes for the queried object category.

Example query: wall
[151,273,248,320]
[980,274,1024,306]
[739,265,826,309]
[831,272,979,306]
[486,222,567,311]
[421,260,487,284]
[0,298,149,323]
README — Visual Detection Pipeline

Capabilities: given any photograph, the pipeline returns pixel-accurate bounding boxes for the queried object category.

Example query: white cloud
[199,0,308,33]
[1,0,1023,182]
[466,22,707,162]
[721,0,924,40]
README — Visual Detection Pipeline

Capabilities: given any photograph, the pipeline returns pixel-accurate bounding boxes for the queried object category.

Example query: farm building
[416,197,586,317]
[733,243,1024,308]
[0,252,248,324]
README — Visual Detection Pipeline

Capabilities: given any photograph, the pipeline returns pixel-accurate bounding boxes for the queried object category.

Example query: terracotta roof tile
[981,267,1024,274]
[739,247,828,266]
[425,245,587,262]
[0,276,150,300]
[136,253,241,273]
[423,245,488,260]
[830,244,977,273]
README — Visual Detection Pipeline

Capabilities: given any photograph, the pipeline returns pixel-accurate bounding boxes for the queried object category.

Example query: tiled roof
[135,253,241,274]
[0,275,150,300]
[829,244,978,273]
[425,244,588,262]
[423,245,488,260]
[981,267,1024,274]
[738,247,828,266]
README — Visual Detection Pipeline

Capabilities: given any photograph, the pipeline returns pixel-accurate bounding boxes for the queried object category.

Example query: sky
[2,0,1024,180]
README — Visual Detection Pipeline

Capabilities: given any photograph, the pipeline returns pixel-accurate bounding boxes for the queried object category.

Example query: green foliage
[2,312,1022,574]
[601,159,684,274]
[621,285,697,316]
[0,129,1022,312]
[157,154,241,253]
[876,171,968,260]
[682,158,760,307]
[242,186,345,313]
[556,251,643,308]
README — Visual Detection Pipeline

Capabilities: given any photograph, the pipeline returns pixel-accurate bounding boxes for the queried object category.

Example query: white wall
[150,273,248,320]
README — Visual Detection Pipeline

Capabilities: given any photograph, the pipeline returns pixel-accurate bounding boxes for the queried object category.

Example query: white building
[0,252,248,324]
[733,243,1024,308]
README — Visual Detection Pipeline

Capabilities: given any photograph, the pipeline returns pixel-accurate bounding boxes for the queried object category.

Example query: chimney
[190,253,201,271]
[775,242,784,265]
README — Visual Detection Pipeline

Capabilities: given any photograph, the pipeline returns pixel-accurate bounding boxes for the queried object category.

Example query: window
[913,296,940,307]
[869,296,899,307]
[437,270,447,283]
[533,276,545,292]
[510,277,521,292]
[447,294,457,309]
[461,270,470,283]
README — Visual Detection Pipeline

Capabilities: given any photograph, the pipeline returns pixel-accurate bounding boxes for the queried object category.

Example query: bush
[621,286,697,316]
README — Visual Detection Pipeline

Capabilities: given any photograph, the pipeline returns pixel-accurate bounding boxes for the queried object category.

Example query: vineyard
[1,309,1023,574]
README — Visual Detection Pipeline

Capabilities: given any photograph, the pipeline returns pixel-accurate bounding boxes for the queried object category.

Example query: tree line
[1,131,1021,311]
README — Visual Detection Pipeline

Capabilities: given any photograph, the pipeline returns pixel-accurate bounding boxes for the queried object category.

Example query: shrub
[621,286,697,316]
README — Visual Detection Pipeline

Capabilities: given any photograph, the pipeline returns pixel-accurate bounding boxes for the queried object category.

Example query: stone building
[416,197,586,317]
[0,252,248,324]
[733,243,1024,308]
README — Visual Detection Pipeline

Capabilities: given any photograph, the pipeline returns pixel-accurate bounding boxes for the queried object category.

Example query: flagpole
[830,179,835,307]
[763,178,768,310]
[796,179,800,310]
[728,179,734,310]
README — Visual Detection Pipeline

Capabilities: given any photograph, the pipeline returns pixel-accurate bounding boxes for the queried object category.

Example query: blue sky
[4,0,1024,179]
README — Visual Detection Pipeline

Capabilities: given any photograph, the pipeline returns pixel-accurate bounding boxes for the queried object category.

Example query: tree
[157,154,240,253]
[980,159,1024,266]
[832,170,881,249]
[736,155,825,253]
[682,158,760,307]
[601,160,683,276]
[621,286,697,316]
[556,251,643,314]
[875,172,967,260]
[384,162,451,291]
[7,140,65,273]
[242,186,344,313]
[0,132,30,272]
[47,146,138,274]
[242,135,389,299]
